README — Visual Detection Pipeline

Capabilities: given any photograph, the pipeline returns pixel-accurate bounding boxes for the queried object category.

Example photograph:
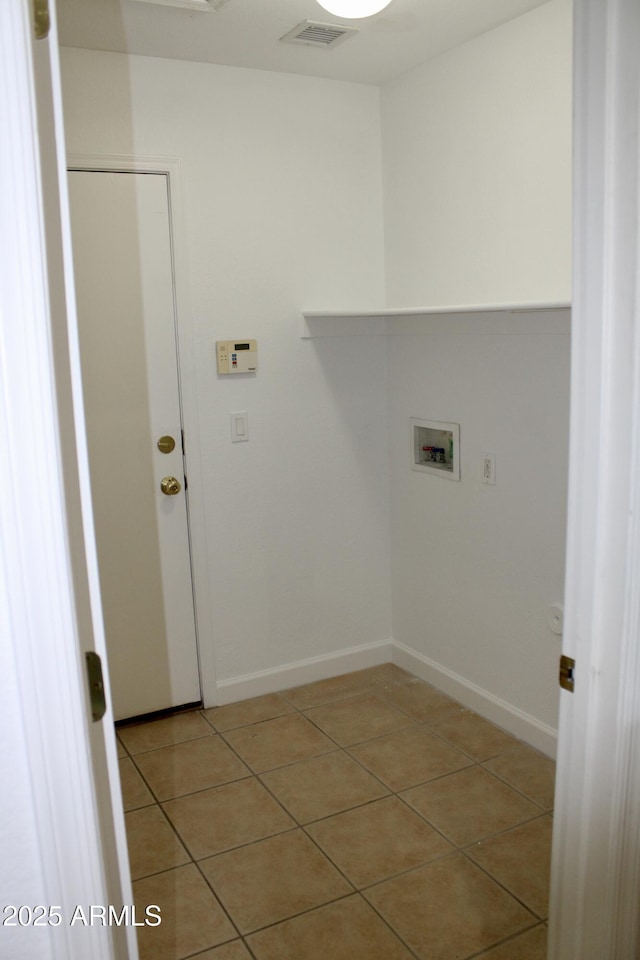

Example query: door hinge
[33,0,50,39]
[559,654,575,692]
[85,651,107,722]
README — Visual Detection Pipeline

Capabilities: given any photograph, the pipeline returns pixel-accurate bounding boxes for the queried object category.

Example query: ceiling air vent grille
[130,0,230,11]
[280,20,359,49]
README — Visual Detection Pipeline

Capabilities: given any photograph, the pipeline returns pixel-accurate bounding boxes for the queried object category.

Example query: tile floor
[117,664,555,960]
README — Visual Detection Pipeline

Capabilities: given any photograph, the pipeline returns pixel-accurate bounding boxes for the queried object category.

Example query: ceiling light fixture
[315,0,392,19]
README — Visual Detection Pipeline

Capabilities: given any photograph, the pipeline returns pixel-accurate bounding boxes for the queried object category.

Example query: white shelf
[301,301,571,338]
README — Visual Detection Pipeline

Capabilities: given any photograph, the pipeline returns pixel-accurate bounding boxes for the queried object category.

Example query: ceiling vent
[130,0,230,11]
[280,20,359,49]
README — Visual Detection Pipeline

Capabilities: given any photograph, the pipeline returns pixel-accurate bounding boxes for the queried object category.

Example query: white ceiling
[56,0,551,86]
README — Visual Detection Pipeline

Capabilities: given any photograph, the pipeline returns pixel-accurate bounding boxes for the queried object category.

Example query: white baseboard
[215,639,393,706]
[392,641,558,758]
[214,638,557,758]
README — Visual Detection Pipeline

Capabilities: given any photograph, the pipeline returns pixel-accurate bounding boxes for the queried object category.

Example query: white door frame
[1,1,135,957]
[67,153,218,713]
[548,0,640,956]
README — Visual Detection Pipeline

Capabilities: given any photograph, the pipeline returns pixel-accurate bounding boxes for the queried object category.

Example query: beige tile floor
[116,664,555,960]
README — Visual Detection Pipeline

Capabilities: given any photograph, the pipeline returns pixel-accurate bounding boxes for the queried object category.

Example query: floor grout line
[122,666,554,959]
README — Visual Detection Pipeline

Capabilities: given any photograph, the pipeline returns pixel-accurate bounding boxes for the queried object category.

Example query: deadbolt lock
[160,476,181,496]
[157,435,176,454]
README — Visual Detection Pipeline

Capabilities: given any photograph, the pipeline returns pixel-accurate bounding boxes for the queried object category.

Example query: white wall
[60,49,391,695]
[382,0,572,750]
[388,309,570,751]
[60,0,572,748]
[381,0,572,307]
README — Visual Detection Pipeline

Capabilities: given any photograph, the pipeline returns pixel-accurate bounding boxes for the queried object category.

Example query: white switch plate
[482,453,496,485]
[230,411,248,442]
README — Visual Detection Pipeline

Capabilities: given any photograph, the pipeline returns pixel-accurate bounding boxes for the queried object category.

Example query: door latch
[559,654,575,693]
[85,651,107,722]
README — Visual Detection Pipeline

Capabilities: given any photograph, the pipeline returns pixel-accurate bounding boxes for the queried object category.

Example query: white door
[2,1,135,957]
[68,170,201,721]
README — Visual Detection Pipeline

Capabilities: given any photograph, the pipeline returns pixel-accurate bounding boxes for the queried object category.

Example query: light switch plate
[482,453,496,485]
[230,411,248,443]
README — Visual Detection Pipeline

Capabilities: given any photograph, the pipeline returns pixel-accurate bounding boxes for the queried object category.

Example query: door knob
[160,476,181,496]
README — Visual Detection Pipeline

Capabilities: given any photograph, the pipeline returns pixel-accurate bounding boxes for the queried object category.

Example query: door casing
[547,0,640,955]
[1,3,136,957]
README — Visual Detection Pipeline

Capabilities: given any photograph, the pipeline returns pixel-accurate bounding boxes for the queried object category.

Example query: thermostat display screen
[234,343,250,350]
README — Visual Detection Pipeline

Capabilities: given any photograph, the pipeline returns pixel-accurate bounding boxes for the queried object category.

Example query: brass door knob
[160,476,181,496]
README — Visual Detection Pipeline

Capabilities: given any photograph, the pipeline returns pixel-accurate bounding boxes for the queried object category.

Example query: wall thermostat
[216,339,258,375]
